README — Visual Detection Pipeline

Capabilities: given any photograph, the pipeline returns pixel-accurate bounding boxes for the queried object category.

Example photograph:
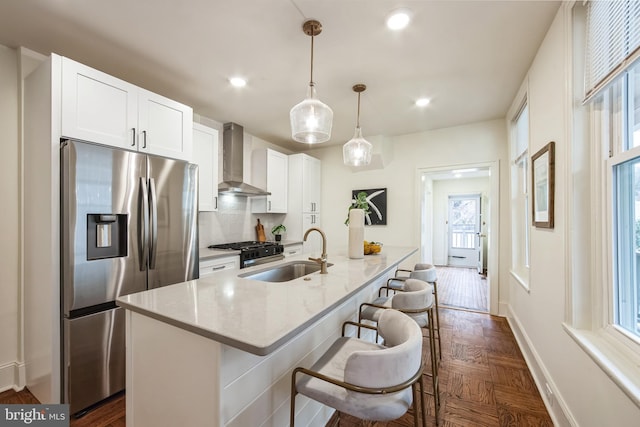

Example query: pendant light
[290,20,333,144]
[343,84,372,166]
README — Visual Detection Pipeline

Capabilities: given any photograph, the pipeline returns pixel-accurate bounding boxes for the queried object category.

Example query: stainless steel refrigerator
[60,139,199,414]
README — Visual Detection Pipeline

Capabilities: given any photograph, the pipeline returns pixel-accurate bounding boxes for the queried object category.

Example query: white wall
[506,4,640,426]
[306,118,509,293]
[0,45,20,392]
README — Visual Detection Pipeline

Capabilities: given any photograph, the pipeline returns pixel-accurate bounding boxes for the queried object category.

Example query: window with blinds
[585,0,640,101]
[585,0,640,341]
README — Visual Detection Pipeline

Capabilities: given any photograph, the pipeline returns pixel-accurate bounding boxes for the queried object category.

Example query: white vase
[348,209,365,259]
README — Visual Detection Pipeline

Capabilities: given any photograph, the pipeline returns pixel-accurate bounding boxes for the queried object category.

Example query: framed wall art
[351,188,387,225]
[531,141,555,228]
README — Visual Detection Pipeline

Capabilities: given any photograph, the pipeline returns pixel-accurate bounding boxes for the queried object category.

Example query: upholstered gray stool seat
[359,278,441,426]
[296,337,413,420]
[290,309,426,426]
[394,263,442,362]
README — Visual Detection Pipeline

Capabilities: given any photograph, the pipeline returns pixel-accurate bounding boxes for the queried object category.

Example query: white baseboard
[0,361,26,393]
[506,306,576,426]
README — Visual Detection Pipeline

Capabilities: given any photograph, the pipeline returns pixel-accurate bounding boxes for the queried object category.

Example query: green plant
[345,191,371,225]
[271,224,286,235]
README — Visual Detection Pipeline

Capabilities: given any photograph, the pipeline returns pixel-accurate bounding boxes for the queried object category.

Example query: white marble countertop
[117,246,417,355]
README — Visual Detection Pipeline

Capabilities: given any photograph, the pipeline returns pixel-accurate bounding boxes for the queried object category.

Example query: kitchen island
[117,245,417,427]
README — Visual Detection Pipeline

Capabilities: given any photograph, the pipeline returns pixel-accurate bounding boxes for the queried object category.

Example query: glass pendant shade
[290,84,333,144]
[343,126,372,166]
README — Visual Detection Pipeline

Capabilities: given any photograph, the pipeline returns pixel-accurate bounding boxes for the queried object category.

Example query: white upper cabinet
[251,148,288,213]
[61,57,192,161]
[61,58,137,149]
[137,89,192,160]
[301,154,321,213]
[192,123,219,211]
[287,153,322,252]
[289,153,321,214]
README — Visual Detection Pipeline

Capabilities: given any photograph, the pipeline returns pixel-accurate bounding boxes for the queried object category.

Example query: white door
[447,194,481,268]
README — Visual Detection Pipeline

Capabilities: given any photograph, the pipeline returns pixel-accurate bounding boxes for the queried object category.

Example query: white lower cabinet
[199,256,239,277]
[283,243,303,257]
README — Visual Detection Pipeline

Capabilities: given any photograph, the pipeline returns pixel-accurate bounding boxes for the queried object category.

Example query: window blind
[584,0,640,102]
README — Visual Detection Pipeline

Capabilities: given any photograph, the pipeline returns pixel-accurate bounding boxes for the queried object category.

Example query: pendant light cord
[309,32,315,87]
[356,92,361,128]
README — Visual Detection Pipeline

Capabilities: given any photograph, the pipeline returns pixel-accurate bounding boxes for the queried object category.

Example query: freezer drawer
[64,307,125,414]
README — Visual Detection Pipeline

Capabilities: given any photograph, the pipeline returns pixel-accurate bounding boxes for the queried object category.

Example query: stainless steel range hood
[218,122,270,196]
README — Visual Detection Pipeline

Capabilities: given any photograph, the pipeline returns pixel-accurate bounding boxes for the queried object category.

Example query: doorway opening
[447,194,482,270]
[418,162,498,314]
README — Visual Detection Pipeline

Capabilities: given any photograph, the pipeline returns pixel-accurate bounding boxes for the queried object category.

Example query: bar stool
[394,263,442,361]
[290,309,427,427]
[358,278,440,425]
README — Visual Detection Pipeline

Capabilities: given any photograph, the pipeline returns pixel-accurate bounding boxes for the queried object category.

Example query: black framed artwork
[351,188,387,225]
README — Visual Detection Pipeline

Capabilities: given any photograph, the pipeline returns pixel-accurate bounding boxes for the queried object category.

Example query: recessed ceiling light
[229,77,247,88]
[415,97,430,107]
[386,8,411,30]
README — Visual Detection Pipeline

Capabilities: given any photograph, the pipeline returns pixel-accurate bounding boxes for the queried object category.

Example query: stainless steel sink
[239,260,333,282]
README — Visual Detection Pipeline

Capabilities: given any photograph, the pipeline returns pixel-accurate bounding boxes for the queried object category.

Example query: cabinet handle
[268,200,271,211]
[142,130,147,148]
[131,128,136,147]
[211,265,226,271]
[214,196,218,210]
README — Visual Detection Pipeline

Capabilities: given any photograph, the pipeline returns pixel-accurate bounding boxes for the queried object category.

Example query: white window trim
[566,73,640,409]
[509,96,531,291]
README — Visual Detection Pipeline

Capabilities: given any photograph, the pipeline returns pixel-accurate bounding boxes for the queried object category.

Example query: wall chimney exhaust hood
[218,122,270,197]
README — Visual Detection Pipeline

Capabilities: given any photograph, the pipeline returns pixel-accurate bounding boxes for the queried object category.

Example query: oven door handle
[242,254,285,268]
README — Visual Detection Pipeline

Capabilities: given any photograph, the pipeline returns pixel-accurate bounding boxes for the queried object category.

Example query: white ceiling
[0,0,560,152]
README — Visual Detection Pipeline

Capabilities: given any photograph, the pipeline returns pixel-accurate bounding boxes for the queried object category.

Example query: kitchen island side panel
[125,270,391,427]
[125,310,222,427]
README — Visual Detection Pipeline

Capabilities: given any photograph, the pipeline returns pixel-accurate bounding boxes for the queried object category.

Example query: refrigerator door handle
[149,178,158,269]
[139,177,149,271]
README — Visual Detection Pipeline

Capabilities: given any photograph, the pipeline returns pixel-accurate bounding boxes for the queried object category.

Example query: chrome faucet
[304,227,328,274]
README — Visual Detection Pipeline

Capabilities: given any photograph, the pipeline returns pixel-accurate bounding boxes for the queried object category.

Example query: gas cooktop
[208,241,285,268]
[208,241,280,250]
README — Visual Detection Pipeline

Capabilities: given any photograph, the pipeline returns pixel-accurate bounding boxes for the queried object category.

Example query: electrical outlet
[545,382,554,406]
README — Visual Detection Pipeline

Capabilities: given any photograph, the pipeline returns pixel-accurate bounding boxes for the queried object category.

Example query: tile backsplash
[198,196,286,246]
